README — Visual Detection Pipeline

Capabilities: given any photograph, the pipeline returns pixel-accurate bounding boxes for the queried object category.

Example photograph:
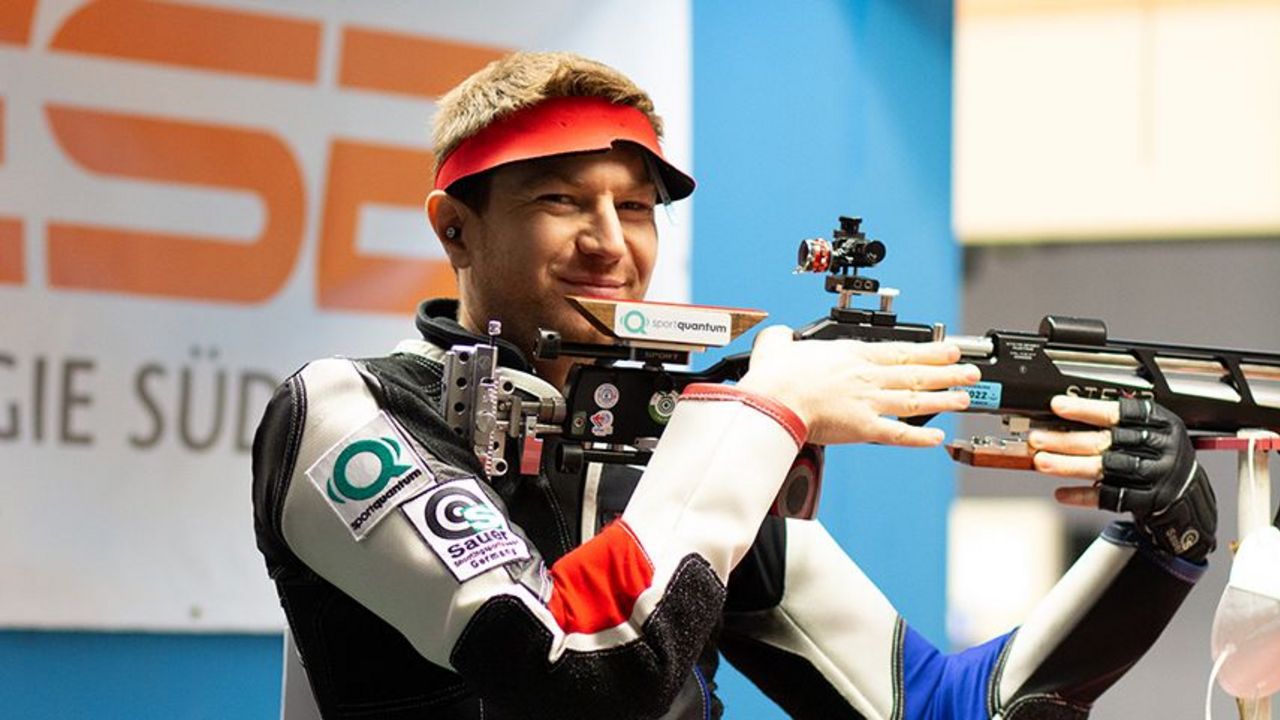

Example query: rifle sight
[796,216,886,275]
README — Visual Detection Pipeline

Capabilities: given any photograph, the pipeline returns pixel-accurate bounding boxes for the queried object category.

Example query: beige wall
[954,0,1280,243]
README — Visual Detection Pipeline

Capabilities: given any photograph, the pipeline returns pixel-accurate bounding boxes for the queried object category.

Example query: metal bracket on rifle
[946,415,1042,470]
[795,216,940,343]
[947,434,1035,470]
[440,320,565,479]
[946,436,1029,470]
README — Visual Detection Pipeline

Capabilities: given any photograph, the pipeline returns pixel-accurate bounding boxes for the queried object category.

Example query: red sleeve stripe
[680,383,808,448]
[546,519,654,635]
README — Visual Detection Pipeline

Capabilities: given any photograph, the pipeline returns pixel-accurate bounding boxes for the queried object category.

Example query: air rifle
[790,216,1280,468]
[439,216,1280,505]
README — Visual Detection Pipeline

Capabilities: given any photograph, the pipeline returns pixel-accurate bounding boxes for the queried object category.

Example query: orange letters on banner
[45,105,304,303]
[339,27,507,99]
[0,0,36,46]
[51,0,320,82]
[318,141,457,313]
[0,219,22,284]
[0,97,19,284]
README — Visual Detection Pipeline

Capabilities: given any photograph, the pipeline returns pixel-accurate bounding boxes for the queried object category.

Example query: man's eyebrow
[521,167,578,187]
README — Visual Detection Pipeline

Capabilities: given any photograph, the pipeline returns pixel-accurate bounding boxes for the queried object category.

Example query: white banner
[0,0,691,631]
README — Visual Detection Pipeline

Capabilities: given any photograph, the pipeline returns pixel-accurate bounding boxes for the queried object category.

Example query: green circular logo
[327,437,411,504]
[648,391,678,425]
[621,310,647,334]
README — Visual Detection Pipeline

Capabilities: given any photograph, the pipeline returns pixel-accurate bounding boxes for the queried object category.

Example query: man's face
[455,145,659,353]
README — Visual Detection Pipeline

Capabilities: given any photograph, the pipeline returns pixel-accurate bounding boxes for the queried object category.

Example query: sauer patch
[402,478,531,582]
[306,412,434,540]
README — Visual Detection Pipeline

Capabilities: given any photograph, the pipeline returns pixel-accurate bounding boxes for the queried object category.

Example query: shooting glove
[1099,399,1217,562]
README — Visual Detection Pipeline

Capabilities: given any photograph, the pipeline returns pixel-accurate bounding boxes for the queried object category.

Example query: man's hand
[1030,396,1218,562]
[736,325,979,447]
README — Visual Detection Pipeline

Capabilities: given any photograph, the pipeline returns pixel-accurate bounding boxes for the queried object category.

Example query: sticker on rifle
[306,412,434,540]
[593,382,620,409]
[961,381,1003,410]
[402,478,530,583]
[590,410,614,437]
[648,391,678,424]
[614,302,732,346]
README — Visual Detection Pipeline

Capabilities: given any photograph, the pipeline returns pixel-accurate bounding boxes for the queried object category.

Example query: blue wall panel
[693,1,955,715]
[0,631,281,719]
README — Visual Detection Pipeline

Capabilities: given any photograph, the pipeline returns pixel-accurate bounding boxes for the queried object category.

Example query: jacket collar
[415,298,532,372]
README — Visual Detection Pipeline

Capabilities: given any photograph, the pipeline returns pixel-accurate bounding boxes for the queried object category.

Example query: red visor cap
[434,96,695,201]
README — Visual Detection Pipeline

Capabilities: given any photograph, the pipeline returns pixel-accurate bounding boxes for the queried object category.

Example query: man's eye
[619,200,654,213]
[538,194,576,206]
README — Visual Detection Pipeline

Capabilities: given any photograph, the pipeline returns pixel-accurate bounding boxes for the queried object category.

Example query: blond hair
[431,51,664,178]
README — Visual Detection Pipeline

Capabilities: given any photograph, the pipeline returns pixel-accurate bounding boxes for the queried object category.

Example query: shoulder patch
[402,478,532,582]
[305,411,435,540]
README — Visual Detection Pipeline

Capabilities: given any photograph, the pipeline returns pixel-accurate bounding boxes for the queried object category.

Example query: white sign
[0,0,691,631]
[612,302,732,346]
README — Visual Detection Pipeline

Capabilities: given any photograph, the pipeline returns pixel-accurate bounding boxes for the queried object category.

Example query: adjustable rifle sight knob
[796,238,833,273]
[837,216,865,238]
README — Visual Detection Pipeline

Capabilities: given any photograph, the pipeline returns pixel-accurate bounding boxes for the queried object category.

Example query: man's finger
[873,389,971,417]
[866,418,946,447]
[1033,451,1104,480]
[872,364,981,391]
[749,325,795,364]
[1054,486,1100,508]
[1027,428,1111,457]
[856,341,963,366]
[1049,395,1122,428]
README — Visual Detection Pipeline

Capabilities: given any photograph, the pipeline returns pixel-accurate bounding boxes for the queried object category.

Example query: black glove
[1099,399,1217,563]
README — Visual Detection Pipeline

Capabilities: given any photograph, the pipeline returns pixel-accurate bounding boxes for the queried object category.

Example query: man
[252,52,1217,719]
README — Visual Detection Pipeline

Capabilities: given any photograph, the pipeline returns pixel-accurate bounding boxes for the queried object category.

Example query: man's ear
[426,190,471,270]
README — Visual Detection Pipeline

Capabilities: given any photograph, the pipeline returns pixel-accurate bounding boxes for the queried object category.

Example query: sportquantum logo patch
[613,302,732,346]
[306,412,434,540]
[402,478,531,583]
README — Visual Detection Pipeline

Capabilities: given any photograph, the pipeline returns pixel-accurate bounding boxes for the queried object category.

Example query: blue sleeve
[901,625,1012,720]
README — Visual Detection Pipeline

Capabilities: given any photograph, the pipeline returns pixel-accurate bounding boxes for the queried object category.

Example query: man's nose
[577,198,626,259]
